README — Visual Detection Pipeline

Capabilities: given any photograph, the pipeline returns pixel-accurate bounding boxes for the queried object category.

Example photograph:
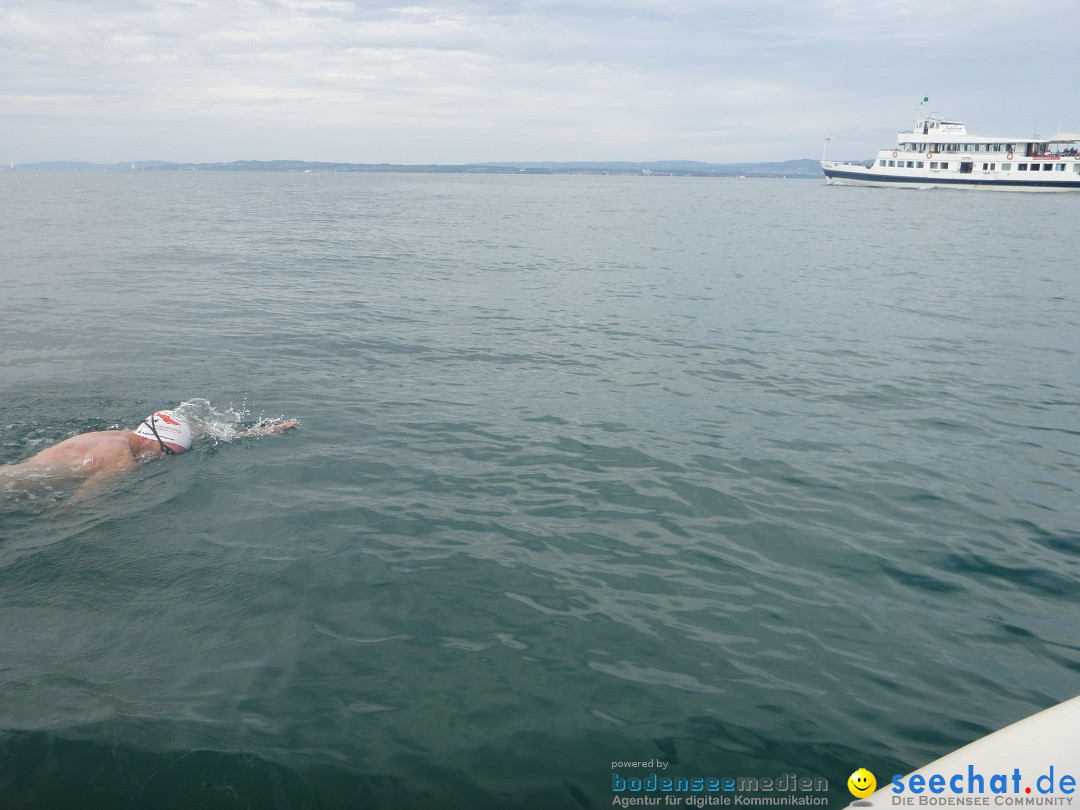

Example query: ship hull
[822,162,1080,191]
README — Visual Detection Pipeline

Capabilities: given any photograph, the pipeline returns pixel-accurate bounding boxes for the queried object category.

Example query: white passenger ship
[822,109,1080,190]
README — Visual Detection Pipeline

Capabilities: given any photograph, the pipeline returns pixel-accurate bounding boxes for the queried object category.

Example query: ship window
[916,162,924,168]
[990,163,995,170]
[888,160,895,167]
[982,163,988,170]
[1044,164,1054,171]
[906,161,915,168]
[879,160,886,167]
[1056,163,1065,171]
[939,162,949,169]
[1018,164,1027,171]
[1001,163,1011,171]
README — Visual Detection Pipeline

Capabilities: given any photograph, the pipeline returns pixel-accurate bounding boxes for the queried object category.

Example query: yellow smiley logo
[848,768,877,798]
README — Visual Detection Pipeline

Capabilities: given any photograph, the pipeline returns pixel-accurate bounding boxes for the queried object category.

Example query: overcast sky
[2,0,1078,164]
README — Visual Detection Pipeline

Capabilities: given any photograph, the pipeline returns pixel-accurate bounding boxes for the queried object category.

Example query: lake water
[1,171,1079,809]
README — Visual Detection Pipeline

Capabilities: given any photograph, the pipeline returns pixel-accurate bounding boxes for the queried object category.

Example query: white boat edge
[843,694,1080,810]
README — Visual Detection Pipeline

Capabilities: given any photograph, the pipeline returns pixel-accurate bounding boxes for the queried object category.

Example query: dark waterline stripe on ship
[822,168,1080,189]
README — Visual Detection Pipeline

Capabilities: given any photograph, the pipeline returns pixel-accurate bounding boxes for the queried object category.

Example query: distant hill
[6,159,824,177]
[475,159,823,177]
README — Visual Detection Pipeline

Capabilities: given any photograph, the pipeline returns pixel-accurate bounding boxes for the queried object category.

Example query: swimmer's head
[134,409,193,455]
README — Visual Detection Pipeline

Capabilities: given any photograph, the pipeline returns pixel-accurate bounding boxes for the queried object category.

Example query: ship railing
[1030,147,1079,159]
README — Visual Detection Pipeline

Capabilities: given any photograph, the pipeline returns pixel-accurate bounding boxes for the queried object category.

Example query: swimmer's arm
[72,468,131,500]
[70,449,142,500]
[249,419,298,436]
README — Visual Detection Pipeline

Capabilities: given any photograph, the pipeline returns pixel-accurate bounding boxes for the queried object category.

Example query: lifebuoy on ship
[926,152,932,159]
[1007,151,1014,160]
[892,151,898,158]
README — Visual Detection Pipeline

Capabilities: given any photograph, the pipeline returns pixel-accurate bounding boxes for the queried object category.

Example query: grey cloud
[1,0,1076,162]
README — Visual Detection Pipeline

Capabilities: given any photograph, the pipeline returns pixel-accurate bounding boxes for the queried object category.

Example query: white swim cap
[134,409,193,453]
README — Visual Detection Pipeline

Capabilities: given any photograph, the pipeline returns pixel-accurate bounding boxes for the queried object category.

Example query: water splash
[172,398,296,445]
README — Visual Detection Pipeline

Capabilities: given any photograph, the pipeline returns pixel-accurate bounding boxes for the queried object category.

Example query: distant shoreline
[3,158,825,178]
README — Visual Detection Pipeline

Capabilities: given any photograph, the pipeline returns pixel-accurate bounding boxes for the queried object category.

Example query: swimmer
[1,408,297,495]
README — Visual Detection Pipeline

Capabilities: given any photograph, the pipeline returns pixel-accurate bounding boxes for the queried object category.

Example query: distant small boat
[822,105,1080,191]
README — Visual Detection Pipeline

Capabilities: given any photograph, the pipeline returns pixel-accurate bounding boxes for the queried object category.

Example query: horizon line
[3,157,828,176]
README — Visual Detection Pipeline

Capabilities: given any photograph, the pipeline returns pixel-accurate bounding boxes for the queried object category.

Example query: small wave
[173,398,297,444]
